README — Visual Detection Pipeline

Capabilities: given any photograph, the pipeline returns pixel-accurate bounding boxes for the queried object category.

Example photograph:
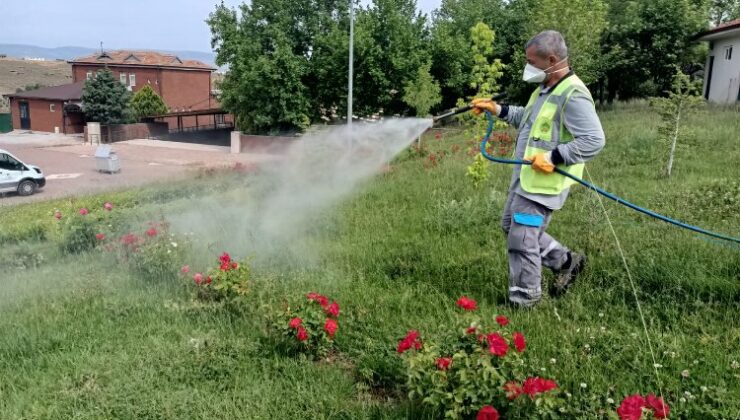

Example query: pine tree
[81,69,132,125]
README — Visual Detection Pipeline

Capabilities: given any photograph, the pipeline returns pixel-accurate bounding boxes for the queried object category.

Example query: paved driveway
[0,131,278,206]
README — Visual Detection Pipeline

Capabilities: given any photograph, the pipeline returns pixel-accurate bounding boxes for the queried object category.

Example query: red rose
[513,332,526,352]
[231,262,238,270]
[466,326,477,334]
[120,233,138,246]
[95,233,105,241]
[296,326,308,341]
[181,265,190,274]
[79,208,89,216]
[495,315,509,327]
[646,394,670,419]
[456,296,477,311]
[435,357,452,371]
[325,301,340,318]
[220,262,230,271]
[289,317,303,329]
[306,292,329,307]
[103,202,113,211]
[476,405,499,420]
[486,333,508,357]
[617,394,647,420]
[54,211,62,220]
[503,381,523,400]
[193,273,203,285]
[324,318,338,338]
[397,330,422,353]
[205,276,212,284]
[219,252,231,265]
[522,377,558,398]
[146,227,158,237]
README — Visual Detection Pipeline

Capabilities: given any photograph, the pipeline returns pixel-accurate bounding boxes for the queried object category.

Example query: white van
[0,149,46,196]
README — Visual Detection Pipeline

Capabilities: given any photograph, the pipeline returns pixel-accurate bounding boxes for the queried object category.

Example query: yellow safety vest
[519,75,594,195]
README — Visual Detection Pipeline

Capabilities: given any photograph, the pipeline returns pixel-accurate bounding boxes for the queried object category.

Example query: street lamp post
[347,0,354,129]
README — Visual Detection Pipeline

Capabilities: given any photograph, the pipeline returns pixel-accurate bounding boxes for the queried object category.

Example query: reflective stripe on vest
[519,75,593,195]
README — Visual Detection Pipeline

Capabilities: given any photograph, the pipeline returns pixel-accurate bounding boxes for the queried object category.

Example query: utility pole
[347,0,354,129]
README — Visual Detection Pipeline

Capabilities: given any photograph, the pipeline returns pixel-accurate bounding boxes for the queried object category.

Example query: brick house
[4,50,216,133]
[5,82,86,134]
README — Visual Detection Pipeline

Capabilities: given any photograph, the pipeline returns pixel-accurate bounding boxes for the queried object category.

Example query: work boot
[551,252,586,296]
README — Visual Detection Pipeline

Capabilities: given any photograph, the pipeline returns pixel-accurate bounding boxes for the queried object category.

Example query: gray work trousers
[501,191,570,306]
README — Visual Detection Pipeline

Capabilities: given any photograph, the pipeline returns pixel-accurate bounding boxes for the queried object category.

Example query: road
[0,131,278,206]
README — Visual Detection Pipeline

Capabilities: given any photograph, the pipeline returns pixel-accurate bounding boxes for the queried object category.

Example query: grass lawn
[0,103,738,419]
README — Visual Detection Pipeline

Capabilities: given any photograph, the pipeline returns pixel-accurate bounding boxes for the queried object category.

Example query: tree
[429,0,507,108]
[81,69,132,124]
[403,62,442,117]
[650,68,704,177]
[352,0,430,117]
[130,85,168,119]
[710,0,740,25]
[528,0,608,86]
[601,0,708,101]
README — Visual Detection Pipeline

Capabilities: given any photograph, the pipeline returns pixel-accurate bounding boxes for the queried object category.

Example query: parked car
[0,148,45,196]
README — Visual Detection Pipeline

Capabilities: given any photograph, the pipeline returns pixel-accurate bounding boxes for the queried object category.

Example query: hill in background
[0,57,72,112]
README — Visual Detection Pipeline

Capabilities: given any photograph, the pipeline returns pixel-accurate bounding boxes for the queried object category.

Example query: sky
[0,0,442,53]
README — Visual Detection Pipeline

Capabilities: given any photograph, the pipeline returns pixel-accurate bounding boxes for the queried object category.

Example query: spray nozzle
[432,92,507,124]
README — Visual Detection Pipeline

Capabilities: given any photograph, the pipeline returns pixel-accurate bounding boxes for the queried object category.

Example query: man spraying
[471,30,605,307]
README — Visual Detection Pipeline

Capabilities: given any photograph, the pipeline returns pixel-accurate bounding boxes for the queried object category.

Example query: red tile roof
[5,81,84,101]
[70,50,214,70]
[696,18,740,39]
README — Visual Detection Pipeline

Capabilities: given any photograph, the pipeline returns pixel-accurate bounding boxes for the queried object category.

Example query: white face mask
[522,57,569,83]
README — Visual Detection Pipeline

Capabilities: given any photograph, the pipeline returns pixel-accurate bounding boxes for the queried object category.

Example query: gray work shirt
[501,74,606,210]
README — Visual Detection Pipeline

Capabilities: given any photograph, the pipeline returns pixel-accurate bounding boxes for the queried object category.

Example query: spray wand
[432,92,508,124]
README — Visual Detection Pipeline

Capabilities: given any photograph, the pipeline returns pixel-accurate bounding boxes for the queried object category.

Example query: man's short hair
[525,30,568,59]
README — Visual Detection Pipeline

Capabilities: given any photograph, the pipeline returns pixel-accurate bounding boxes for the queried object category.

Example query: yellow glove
[471,98,500,116]
[530,152,555,174]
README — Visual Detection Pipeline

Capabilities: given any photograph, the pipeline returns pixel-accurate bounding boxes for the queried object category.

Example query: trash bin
[94,145,121,173]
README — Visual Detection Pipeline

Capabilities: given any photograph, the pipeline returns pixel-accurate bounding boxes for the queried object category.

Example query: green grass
[1,103,739,419]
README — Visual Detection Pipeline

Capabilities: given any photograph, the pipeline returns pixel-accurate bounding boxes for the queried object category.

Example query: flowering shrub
[120,221,189,281]
[269,292,341,358]
[398,296,563,418]
[57,207,101,254]
[187,252,250,301]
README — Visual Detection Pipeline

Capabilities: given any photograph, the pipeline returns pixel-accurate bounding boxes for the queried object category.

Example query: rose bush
[268,292,342,358]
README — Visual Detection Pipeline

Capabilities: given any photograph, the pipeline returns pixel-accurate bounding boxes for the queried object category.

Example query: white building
[698,19,740,104]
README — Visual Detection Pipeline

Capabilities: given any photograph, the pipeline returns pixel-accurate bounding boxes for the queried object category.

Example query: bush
[398,296,563,418]
[58,208,98,254]
[119,222,189,282]
[186,252,250,301]
[267,292,341,359]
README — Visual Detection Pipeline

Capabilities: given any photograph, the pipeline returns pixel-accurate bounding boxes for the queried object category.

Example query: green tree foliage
[710,0,740,25]
[81,69,132,125]
[403,62,442,117]
[352,0,430,117]
[429,0,507,108]
[650,68,705,177]
[528,0,608,85]
[602,0,708,101]
[129,85,168,119]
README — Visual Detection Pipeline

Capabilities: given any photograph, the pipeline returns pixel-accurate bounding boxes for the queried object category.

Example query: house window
[129,73,136,87]
[725,46,733,60]
[120,73,127,84]
[86,71,93,80]
[49,103,55,112]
